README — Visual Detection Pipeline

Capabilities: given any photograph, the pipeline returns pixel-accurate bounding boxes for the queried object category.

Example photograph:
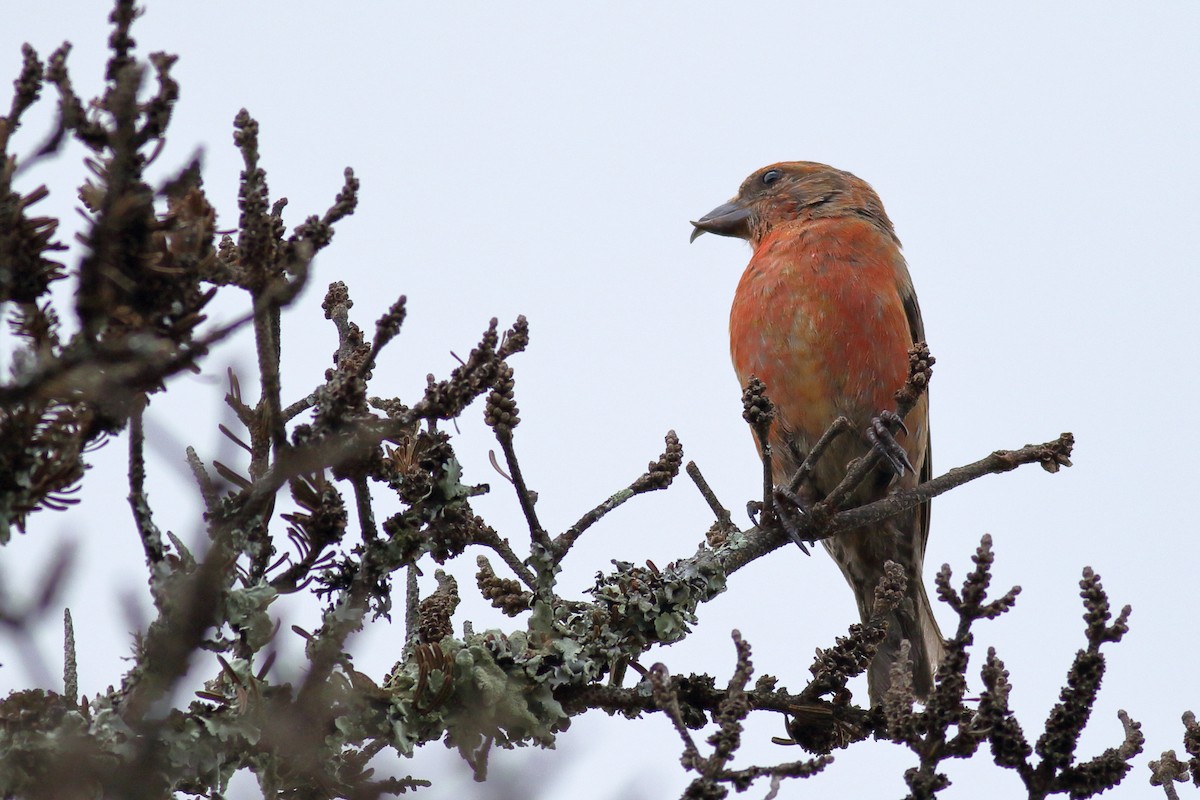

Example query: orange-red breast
[691,161,944,702]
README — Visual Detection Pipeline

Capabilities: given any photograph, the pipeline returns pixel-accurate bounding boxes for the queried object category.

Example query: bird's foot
[772,485,815,555]
[866,411,914,476]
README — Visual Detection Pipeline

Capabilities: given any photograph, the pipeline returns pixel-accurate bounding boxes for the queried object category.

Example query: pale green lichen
[224,582,277,650]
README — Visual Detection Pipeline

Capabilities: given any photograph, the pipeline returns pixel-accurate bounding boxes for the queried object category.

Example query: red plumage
[693,162,944,703]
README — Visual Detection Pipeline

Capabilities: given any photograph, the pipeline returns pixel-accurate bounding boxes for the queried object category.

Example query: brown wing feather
[901,281,931,564]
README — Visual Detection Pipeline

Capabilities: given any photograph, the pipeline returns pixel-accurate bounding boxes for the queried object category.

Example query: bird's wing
[900,266,932,563]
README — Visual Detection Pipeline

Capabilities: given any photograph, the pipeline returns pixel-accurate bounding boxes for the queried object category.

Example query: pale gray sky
[3,3,1199,798]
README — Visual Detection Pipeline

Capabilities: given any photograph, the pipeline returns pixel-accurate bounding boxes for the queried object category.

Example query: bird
[690,161,944,703]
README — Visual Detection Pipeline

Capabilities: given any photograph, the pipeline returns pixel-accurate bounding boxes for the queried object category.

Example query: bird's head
[689,161,896,246]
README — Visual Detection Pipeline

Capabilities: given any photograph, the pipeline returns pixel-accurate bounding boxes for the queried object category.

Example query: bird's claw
[866,412,914,476]
[772,487,813,555]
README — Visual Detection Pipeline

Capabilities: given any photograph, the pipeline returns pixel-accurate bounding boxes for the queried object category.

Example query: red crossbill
[691,162,944,702]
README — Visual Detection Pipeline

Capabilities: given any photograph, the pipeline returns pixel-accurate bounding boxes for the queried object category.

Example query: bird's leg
[767,417,853,554]
[865,410,914,476]
[788,416,852,493]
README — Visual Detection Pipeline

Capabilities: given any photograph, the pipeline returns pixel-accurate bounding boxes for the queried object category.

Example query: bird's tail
[868,576,945,705]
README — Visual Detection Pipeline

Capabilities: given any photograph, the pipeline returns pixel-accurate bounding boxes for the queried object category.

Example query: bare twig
[686,460,733,527]
[359,295,407,380]
[648,663,703,769]
[741,377,776,526]
[127,400,164,565]
[350,475,378,544]
[62,609,77,703]
[281,391,319,422]
[494,429,551,556]
[552,431,682,562]
[471,527,537,590]
[404,564,420,646]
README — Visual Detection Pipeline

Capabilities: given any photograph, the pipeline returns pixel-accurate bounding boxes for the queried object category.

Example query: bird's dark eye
[761,169,782,185]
